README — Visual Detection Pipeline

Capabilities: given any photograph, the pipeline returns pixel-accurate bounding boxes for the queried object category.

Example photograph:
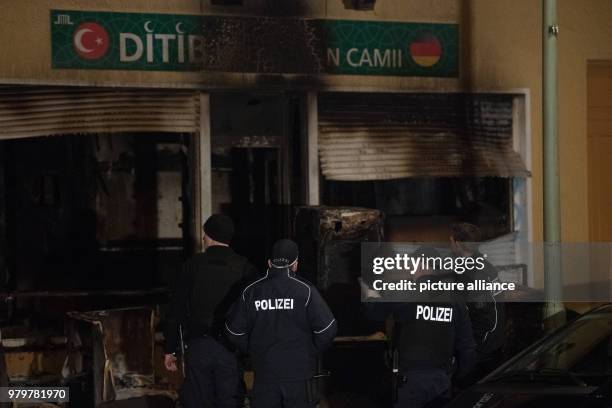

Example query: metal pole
[196,92,212,253]
[543,0,565,323]
[306,92,320,205]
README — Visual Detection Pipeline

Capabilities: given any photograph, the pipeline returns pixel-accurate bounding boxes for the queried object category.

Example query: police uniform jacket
[225,267,337,383]
[366,275,476,376]
[163,245,257,354]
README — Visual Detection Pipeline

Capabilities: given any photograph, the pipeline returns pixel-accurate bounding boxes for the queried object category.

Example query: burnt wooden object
[294,206,384,336]
[66,307,177,407]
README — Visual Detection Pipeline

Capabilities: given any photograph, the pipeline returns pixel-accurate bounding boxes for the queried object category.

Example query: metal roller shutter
[0,86,199,140]
[318,93,530,181]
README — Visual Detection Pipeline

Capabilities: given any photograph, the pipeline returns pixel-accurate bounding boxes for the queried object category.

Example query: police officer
[450,223,506,384]
[363,246,475,408]
[163,214,257,408]
[225,239,337,408]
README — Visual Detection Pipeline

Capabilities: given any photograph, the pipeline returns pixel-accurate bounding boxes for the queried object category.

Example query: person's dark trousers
[394,369,451,408]
[251,381,315,408]
[180,336,244,408]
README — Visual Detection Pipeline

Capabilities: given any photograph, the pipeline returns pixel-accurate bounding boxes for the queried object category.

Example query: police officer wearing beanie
[163,214,258,408]
[225,239,337,408]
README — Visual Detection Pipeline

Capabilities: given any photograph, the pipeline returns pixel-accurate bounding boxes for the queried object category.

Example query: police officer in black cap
[225,239,337,408]
[163,214,258,408]
[363,246,475,408]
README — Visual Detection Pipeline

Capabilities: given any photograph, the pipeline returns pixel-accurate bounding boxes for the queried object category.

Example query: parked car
[448,304,612,407]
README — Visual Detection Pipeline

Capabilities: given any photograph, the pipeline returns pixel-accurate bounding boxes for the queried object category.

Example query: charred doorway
[0,132,193,403]
[0,86,200,299]
[0,86,201,403]
[210,93,303,269]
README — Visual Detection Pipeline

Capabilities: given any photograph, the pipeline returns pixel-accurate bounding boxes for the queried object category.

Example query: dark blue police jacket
[225,267,337,383]
[365,274,476,377]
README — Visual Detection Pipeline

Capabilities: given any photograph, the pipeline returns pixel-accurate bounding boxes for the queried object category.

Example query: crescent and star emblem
[73,22,109,60]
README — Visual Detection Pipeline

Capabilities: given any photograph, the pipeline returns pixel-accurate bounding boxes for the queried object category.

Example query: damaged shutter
[0,86,199,140]
[318,93,530,181]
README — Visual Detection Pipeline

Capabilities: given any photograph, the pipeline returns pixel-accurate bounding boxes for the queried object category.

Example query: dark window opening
[1,133,190,294]
[323,177,512,241]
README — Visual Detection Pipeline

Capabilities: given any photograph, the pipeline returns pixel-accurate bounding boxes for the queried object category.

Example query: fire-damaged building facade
[1,0,611,406]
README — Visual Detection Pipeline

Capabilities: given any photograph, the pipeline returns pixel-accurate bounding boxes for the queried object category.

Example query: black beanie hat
[270,239,299,268]
[203,214,234,244]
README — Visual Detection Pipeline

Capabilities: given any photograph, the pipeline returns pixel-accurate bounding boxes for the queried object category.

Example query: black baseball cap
[411,245,441,259]
[270,239,299,268]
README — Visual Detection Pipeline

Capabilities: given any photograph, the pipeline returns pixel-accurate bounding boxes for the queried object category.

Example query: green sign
[320,20,458,77]
[51,10,458,77]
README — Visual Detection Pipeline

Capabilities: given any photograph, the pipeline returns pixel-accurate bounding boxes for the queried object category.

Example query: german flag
[409,33,442,67]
